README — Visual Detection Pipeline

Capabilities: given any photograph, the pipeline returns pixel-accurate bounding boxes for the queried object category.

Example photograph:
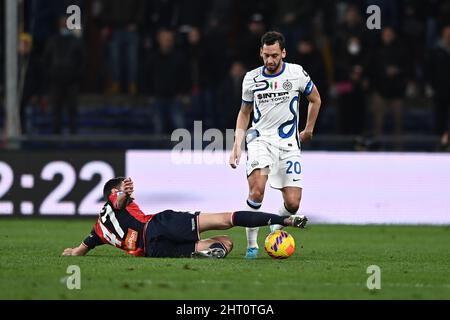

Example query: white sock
[271,204,297,232]
[245,199,261,249]
[246,227,259,249]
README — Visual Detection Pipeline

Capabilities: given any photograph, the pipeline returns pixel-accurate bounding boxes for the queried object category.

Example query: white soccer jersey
[242,62,314,149]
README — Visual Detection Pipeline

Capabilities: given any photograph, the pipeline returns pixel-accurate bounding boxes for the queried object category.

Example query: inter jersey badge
[283,80,293,91]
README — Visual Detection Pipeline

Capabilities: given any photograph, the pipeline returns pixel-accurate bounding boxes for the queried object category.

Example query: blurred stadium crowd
[1,0,450,151]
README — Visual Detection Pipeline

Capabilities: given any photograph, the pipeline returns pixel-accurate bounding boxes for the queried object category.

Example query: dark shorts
[145,210,201,258]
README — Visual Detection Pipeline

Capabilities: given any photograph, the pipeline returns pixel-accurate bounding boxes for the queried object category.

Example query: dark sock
[233,211,286,228]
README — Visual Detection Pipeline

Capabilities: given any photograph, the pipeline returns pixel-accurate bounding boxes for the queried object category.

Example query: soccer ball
[264,230,296,259]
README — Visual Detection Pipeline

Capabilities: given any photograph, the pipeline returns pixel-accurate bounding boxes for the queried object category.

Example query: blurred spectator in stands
[202,1,232,78]
[25,0,62,55]
[43,17,85,134]
[427,25,450,150]
[177,0,207,31]
[234,13,267,70]
[401,2,426,93]
[99,0,144,95]
[0,3,4,96]
[274,0,316,53]
[143,0,180,51]
[18,33,44,134]
[291,36,329,133]
[145,29,189,134]
[146,0,180,29]
[369,27,411,149]
[236,0,272,29]
[333,4,365,52]
[333,35,367,137]
[207,0,233,34]
[217,61,247,132]
[185,27,218,129]
[331,5,368,141]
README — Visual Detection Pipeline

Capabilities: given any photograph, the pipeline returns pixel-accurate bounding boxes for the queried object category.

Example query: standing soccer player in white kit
[229,31,322,259]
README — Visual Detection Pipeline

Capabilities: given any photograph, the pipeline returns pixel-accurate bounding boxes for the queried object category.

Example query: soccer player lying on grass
[62,177,307,259]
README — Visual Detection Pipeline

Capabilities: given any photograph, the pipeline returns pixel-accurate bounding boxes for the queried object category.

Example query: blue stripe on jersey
[242,99,254,104]
[278,96,299,139]
[253,102,262,124]
[262,62,286,78]
[304,80,314,96]
[252,78,269,93]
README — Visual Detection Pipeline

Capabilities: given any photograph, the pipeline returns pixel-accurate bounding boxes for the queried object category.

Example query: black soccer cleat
[191,247,227,259]
[288,215,308,228]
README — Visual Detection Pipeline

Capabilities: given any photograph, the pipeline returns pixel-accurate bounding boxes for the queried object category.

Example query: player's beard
[265,60,281,73]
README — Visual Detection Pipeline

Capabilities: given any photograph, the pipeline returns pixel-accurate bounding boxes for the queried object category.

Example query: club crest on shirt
[283,80,293,91]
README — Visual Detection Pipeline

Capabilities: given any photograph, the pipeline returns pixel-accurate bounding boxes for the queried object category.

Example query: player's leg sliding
[271,203,298,232]
[192,242,228,259]
[193,212,307,259]
[245,199,262,259]
[197,211,308,233]
[192,236,233,259]
[232,211,307,229]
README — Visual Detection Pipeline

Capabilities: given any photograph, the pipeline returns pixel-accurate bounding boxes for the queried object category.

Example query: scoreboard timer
[0,151,125,216]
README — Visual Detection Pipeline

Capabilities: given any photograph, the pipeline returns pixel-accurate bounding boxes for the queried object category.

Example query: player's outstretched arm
[62,243,90,256]
[62,226,104,257]
[230,102,253,168]
[300,85,321,142]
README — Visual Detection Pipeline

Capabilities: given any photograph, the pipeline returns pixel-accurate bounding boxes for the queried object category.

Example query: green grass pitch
[0,219,449,300]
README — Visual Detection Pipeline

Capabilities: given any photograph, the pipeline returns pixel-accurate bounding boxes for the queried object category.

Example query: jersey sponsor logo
[283,80,293,91]
[125,229,138,251]
[257,92,289,100]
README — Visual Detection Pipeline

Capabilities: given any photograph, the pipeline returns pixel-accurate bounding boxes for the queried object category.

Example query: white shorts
[246,138,303,189]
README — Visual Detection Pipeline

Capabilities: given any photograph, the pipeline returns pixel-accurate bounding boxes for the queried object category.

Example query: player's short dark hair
[103,177,126,201]
[261,31,286,51]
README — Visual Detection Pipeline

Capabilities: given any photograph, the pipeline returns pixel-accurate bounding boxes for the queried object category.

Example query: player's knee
[215,214,232,229]
[284,193,301,212]
[285,201,300,214]
[249,190,265,203]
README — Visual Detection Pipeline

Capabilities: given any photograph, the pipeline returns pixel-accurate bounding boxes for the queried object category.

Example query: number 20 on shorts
[286,161,301,174]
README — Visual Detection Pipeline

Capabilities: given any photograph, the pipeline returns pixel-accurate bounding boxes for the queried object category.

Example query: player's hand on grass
[300,130,313,142]
[62,245,89,256]
[229,145,242,169]
[62,248,74,256]
[62,248,82,256]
